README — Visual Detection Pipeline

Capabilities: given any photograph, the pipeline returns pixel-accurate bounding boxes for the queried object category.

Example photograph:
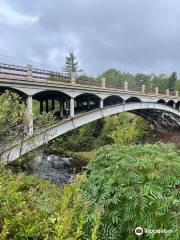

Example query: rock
[51,160,66,169]
[31,152,82,185]
[47,155,59,162]
[61,157,72,166]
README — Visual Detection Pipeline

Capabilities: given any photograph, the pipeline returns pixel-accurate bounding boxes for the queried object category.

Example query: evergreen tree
[168,71,177,91]
[63,51,82,77]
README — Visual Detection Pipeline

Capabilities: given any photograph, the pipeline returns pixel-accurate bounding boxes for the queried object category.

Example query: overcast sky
[0,0,180,76]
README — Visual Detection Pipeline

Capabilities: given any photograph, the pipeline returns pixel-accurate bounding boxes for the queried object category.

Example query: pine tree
[63,51,82,77]
[168,72,177,91]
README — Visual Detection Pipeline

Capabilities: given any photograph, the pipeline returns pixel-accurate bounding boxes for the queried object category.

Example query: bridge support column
[45,100,49,112]
[27,95,33,136]
[70,98,74,117]
[175,91,179,97]
[166,89,169,96]
[87,100,90,110]
[59,98,64,117]
[100,99,104,109]
[40,101,43,113]
[52,99,55,112]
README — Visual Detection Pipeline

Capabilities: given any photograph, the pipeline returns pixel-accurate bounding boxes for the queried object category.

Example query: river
[7,151,87,185]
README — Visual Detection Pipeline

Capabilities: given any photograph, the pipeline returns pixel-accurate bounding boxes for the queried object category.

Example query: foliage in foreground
[0,91,57,146]
[0,167,97,240]
[81,143,180,240]
[1,143,179,239]
[0,91,26,143]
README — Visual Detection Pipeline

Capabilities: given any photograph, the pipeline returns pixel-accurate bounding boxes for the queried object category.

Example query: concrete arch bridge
[0,63,180,163]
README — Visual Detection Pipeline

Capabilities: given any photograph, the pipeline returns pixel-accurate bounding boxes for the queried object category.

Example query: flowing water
[33,154,75,184]
[7,151,87,185]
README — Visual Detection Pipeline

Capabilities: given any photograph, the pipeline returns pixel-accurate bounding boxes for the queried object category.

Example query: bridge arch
[0,86,27,99]
[74,93,100,112]
[2,102,180,163]
[33,90,71,116]
[157,99,166,104]
[167,100,175,108]
[104,95,124,107]
[176,101,180,110]
[126,96,141,103]
[33,90,71,100]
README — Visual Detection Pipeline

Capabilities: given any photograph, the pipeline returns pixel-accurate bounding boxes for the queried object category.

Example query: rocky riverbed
[32,153,87,184]
[7,151,88,185]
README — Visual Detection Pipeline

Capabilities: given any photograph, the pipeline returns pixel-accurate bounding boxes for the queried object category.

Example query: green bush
[0,165,103,240]
[112,113,152,145]
[81,143,180,240]
[0,91,26,143]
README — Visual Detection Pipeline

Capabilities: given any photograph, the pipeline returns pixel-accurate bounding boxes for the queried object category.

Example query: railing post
[71,74,76,85]
[155,87,159,95]
[27,64,32,81]
[70,98,74,117]
[141,85,145,93]
[102,78,106,88]
[175,91,179,97]
[124,81,128,91]
[27,95,33,136]
[166,89,169,96]
[100,99,104,109]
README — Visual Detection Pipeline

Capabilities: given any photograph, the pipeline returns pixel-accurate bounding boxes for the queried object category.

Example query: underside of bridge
[1,102,180,163]
[1,86,180,130]
[104,95,123,107]
[0,86,27,101]
[75,93,100,113]
[131,109,180,129]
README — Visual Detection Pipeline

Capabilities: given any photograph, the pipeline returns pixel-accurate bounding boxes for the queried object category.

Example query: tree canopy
[168,72,177,91]
[63,51,82,77]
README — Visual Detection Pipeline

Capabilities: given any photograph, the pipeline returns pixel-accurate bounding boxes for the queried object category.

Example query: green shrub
[0,165,102,240]
[81,143,180,240]
[112,113,152,145]
[0,91,26,143]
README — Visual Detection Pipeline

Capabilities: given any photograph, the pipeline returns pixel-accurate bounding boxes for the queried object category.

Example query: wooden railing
[0,63,179,97]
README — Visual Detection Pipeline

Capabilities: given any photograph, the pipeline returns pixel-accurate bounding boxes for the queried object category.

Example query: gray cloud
[0,0,180,75]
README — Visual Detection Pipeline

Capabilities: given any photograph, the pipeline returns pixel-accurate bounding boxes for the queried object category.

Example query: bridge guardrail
[105,80,124,90]
[76,76,102,87]
[0,63,179,97]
